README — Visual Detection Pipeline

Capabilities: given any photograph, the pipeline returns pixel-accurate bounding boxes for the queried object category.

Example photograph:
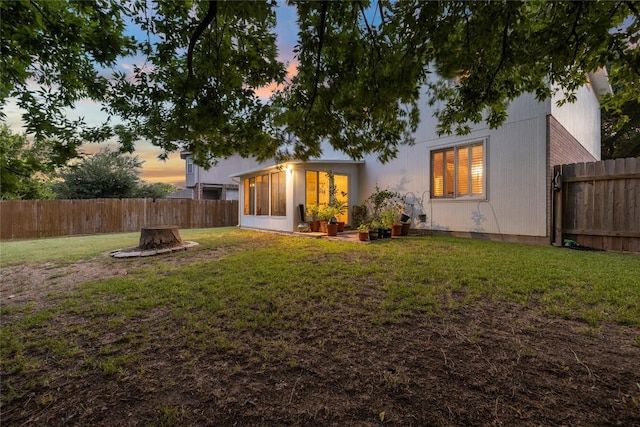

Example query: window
[431,141,484,198]
[186,157,194,174]
[256,174,269,216]
[244,177,255,215]
[270,171,286,216]
[243,170,286,216]
[305,170,349,223]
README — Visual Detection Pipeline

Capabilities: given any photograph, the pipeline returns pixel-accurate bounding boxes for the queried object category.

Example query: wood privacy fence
[552,157,640,252]
[0,199,238,240]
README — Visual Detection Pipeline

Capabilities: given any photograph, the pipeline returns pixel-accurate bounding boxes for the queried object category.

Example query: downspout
[195,162,201,200]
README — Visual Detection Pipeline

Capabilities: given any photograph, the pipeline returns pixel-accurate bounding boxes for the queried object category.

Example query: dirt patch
[1,248,214,309]
[1,253,639,426]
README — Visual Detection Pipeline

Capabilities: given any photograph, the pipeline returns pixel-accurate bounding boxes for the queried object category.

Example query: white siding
[551,84,602,160]
[196,155,267,185]
[360,93,549,237]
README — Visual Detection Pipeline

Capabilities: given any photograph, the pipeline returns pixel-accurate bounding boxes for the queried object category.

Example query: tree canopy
[0,125,56,199]
[602,100,640,159]
[2,0,638,166]
[52,148,175,199]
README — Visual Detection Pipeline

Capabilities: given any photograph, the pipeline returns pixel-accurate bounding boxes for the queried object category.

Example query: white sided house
[180,152,267,200]
[185,71,611,244]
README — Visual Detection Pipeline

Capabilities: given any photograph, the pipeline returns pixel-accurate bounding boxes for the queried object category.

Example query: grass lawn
[1,228,639,426]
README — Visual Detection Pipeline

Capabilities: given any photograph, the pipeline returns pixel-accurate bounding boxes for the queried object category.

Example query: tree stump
[138,225,183,250]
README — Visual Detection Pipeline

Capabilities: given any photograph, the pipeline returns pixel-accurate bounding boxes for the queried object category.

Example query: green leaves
[52,148,143,199]
[1,1,135,152]
[106,0,286,166]
[2,0,638,166]
[0,125,56,200]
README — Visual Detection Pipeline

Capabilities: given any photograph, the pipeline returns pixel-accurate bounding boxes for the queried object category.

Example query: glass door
[306,170,349,223]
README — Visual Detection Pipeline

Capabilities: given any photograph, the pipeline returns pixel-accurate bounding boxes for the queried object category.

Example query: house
[184,70,611,244]
[180,152,266,200]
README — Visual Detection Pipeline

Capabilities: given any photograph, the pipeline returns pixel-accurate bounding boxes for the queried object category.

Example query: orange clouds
[83,141,186,187]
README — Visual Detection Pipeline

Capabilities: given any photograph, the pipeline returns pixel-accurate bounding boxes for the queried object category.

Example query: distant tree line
[0,125,176,200]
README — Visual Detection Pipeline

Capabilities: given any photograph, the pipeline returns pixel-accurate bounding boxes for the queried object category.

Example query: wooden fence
[0,199,238,240]
[552,157,640,252]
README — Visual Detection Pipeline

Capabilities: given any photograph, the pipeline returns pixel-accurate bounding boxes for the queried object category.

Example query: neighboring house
[186,70,611,244]
[180,152,266,200]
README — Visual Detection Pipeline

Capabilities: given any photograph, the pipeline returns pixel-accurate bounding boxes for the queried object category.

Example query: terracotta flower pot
[358,231,369,241]
[326,223,339,236]
[309,220,321,232]
[401,223,410,236]
[391,223,403,236]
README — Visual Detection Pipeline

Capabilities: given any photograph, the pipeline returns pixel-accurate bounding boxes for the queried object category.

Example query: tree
[53,149,143,199]
[602,100,640,159]
[52,149,176,199]
[1,0,136,164]
[2,1,638,165]
[134,182,177,199]
[0,125,55,199]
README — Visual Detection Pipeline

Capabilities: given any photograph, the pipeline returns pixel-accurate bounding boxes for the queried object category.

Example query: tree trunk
[138,226,183,250]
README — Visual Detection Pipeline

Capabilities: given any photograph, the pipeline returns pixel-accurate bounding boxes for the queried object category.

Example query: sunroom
[232,159,363,233]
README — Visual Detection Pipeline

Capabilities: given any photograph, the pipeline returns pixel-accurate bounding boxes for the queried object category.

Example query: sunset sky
[4,4,299,188]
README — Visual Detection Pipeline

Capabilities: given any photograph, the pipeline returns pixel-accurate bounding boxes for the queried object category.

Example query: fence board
[555,157,640,252]
[0,199,238,240]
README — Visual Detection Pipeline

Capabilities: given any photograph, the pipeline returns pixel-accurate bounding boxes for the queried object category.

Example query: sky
[4,3,300,188]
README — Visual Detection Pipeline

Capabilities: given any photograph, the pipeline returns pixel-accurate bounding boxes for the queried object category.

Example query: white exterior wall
[238,164,295,232]
[360,93,550,237]
[550,83,602,160]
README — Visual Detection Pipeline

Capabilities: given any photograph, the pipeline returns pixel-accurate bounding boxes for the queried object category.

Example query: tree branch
[625,0,639,18]
[482,10,511,102]
[187,0,218,80]
[568,1,584,67]
[306,1,328,120]
[358,1,383,60]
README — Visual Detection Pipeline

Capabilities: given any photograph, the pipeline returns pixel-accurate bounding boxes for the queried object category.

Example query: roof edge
[229,159,365,178]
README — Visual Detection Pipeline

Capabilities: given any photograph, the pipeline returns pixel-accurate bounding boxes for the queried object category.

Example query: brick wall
[546,115,598,238]
[548,116,598,166]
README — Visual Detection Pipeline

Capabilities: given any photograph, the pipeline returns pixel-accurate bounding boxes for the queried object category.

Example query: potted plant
[326,219,339,236]
[365,185,402,238]
[381,207,397,238]
[357,223,370,241]
[352,204,367,228]
[331,199,348,232]
[306,203,321,232]
[400,214,411,236]
[318,204,338,234]
[369,220,382,240]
